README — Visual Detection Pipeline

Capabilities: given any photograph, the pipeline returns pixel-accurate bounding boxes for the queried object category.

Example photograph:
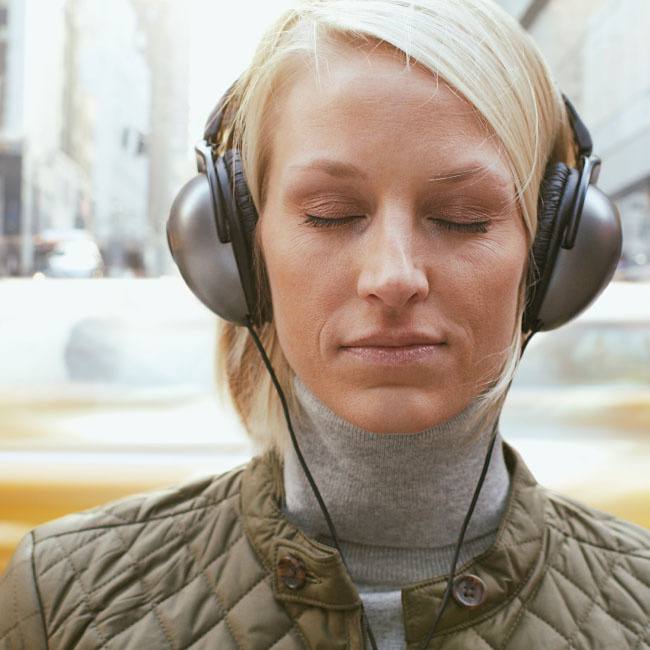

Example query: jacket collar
[239,442,548,642]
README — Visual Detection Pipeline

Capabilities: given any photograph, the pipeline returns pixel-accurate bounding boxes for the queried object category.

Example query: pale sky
[188,0,296,143]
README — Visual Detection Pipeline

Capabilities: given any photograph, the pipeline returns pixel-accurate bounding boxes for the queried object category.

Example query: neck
[283,378,510,586]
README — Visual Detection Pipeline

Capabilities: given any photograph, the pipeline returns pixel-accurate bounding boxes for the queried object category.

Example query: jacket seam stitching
[51,535,109,649]
[561,540,621,650]
[238,494,274,575]
[497,529,553,650]
[617,564,650,592]
[526,606,573,646]
[631,615,650,650]
[35,493,237,544]
[228,572,270,613]
[30,530,50,650]
[85,524,245,646]
[222,615,245,650]
[222,574,273,650]
[109,524,177,650]
[0,611,41,644]
[466,625,500,650]
[12,548,26,649]
[550,559,648,644]
[178,518,246,649]
[547,521,650,559]
[84,517,210,598]
[35,494,238,584]
[38,527,111,577]
[174,617,223,650]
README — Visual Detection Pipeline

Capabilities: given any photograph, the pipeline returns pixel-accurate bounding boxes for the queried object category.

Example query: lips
[341,331,445,348]
[340,331,446,365]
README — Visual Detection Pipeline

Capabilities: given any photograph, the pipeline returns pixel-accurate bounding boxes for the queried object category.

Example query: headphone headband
[562,94,593,159]
[203,82,238,144]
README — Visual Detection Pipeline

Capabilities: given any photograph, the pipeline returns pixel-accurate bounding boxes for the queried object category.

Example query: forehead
[266,45,514,194]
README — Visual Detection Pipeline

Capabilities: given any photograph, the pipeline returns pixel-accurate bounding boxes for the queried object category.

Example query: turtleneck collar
[283,377,510,585]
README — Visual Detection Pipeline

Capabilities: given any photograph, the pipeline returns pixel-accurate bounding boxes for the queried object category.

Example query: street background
[0,0,649,570]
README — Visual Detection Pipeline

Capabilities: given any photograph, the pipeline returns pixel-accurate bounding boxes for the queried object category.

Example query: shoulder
[537,485,650,643]
[506,442,649,562]
[0,458,270,649]
[33,460,247,544]
[491,446,650,648]
[542,485,650,558]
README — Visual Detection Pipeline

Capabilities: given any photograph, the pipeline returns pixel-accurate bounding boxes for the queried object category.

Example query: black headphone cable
[418,423,498,648]
[245,319,379,650]
[418,331,535,647]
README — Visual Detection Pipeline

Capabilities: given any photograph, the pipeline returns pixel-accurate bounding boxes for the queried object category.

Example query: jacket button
[452,574,487,610]
[277,554,306,590]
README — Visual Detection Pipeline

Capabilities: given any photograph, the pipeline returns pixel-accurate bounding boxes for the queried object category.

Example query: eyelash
[432,219,489,234]
[303,214,361,228]
[303,214,490,233]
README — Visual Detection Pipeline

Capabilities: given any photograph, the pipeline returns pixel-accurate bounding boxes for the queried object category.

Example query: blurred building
[0,0,25,275]
[133,0,190,276]
[0,0,94,276]
[497,0,650,279]
[0,0,189,277]
[71,0,151,275]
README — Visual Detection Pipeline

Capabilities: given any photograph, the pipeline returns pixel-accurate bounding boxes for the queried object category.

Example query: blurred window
[515,322,650,387]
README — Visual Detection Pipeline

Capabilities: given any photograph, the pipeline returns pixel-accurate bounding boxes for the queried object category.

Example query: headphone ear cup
[536,182,621,331]
[525,161,622,333]
[167,173,249,324]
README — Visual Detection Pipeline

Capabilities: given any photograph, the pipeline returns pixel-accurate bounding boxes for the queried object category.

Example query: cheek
[259,217,349,366]
[454,234,527,367]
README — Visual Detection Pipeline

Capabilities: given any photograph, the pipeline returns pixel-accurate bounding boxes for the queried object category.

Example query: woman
[1,0,647,648]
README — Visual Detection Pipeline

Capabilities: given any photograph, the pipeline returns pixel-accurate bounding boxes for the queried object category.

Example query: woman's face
[259,47,528,433]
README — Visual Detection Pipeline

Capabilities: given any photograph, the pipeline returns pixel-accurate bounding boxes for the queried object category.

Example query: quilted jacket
[1,443,649,650]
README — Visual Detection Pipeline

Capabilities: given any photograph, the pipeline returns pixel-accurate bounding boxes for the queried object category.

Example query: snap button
[452,574,487,610]
[277,554,306,590]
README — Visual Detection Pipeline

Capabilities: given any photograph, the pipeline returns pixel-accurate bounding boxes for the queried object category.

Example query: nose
[357,215,429,310]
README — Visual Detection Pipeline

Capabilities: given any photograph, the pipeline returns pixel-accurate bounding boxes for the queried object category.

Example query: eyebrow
[427,165,504,184]
[288,158,508,186]
[288,159,368,179]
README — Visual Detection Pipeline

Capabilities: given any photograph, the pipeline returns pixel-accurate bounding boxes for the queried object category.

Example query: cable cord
[245,318,535,650]
[418,331,537,647]
[245,319,379,650]
[418,427,498,649]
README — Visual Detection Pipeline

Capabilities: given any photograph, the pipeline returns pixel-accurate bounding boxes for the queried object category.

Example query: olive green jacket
[1,444,649,649]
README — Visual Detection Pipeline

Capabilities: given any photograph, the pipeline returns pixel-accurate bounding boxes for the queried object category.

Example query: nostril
[358,266,429,308]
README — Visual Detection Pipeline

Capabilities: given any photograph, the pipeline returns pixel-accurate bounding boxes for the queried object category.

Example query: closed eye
[303,214,490,233]
[303,214,364,228]
[430,219,489,234]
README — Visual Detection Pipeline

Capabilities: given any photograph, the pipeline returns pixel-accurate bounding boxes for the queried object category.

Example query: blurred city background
[0,0,649,570]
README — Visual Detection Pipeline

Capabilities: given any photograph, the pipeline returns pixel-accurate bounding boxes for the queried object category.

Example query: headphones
[167,89,622,335]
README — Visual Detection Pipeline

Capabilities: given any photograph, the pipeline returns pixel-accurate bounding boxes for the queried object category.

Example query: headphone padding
[524,162,573,332]
[224,150,259,249]
[223,149,270,322]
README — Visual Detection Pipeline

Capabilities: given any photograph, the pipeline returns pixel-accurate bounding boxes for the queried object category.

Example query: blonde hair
[216,0,575,453]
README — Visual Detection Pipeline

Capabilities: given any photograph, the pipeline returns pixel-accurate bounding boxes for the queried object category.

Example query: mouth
[340,332,446,365]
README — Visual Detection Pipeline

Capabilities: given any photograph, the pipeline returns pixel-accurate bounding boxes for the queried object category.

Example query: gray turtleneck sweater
[283,378,510,649]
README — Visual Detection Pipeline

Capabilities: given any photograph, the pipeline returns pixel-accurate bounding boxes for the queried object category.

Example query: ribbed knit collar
[283,377,511,586]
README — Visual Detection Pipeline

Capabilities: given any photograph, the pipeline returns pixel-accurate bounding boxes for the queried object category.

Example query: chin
[337,388,471,434]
